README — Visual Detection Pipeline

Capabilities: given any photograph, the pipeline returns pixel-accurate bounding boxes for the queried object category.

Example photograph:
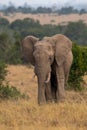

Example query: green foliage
[64,21,87,45]
[0,32,13,62]
[0,61,27,99]
[68,43,87,90]
[0,27,22,64]
[0,18,9,27]
[0,62,7,85]
[36,7,52,13]
[7,41,22,64]
[9,18,87,46]
[81,47,87,74]
[58,6,78,15]
[10,18,65,39]
[79,9,87,14]
[0,84,22,99]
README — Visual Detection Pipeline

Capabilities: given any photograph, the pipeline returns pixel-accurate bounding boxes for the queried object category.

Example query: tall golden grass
[0,65,87,130]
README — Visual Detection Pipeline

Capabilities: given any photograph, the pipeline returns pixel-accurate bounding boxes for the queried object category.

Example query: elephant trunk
[37,73,46,104]
[35,66,51,104]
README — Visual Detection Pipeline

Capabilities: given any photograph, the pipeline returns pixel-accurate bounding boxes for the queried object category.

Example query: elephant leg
[56,65,65,102]
[45,82,52,103]
[64,51,73,86]
[63,63,69,87]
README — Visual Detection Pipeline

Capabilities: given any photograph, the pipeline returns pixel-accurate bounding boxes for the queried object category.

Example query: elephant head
[21,34,72,104]
[33,41,54,83]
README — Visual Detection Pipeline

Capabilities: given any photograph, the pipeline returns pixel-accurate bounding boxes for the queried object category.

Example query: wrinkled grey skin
[21,34,73,105]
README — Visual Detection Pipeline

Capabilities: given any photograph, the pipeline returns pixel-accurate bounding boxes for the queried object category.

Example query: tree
[79,9,86,14]
[64,21,87,45]
[58,6,78,15]
[69,43,87,90]
[0,18,9,27]
[36,7,52,13]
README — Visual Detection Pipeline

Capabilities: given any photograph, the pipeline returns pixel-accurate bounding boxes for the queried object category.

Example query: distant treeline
[0,5,87,15]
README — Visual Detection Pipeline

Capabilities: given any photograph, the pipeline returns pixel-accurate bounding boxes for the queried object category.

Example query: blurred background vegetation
[0,5,87,15]
[0,17,87,64]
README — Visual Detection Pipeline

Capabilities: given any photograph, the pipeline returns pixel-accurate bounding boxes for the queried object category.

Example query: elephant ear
[52,34,72,66]
[21,36,39,65]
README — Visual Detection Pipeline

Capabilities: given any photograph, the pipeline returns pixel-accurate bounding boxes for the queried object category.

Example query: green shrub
[68,43,87,90]
[0,61,28,99]
[6,40,22,64]
[0,84,23,99]
[0,62,7,85]
[0,18,9,27]
[64,21,87,45]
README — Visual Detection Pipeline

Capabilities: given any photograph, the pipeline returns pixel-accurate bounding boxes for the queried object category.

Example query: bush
[68,43,87,90]
[0,84,23,99]
[0,18,9,27]
[0,61,27,99]
[0,62,7,85]
[6,40,22,64]
[64,21,87,45]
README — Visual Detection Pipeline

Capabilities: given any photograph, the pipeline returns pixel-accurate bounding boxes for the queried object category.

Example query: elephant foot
[38,100,46,105]
[46,99,54,104]
[58,99,65,103]
[56,96,65,103]
[55,94,65,103]
[39,99,54,105]
[39,102,46,105]
[38,93,46,105]
[56,91,66,103]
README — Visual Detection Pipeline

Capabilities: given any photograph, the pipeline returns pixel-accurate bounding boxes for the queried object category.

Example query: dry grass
[0,12,87,25]
[0,65,87,130]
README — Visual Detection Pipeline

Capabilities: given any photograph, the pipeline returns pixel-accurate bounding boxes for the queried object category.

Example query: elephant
[21,34,73,105]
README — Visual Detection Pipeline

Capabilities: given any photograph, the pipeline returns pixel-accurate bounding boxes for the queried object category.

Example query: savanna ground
[0,12,87,25]
[0,65,87,130]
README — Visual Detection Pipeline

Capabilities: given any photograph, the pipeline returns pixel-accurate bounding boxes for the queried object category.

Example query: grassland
[0,12,87,25]
[0,65,87,130]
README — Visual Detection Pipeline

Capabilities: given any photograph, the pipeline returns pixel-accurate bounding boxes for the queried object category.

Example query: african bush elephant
[21,34,73,104]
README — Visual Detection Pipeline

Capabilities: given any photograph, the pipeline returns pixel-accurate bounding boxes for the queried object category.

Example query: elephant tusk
[45,72,51,83]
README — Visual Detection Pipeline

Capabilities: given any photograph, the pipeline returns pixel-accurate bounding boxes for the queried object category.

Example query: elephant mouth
[34,66,51,84]
[33,71,51,84]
